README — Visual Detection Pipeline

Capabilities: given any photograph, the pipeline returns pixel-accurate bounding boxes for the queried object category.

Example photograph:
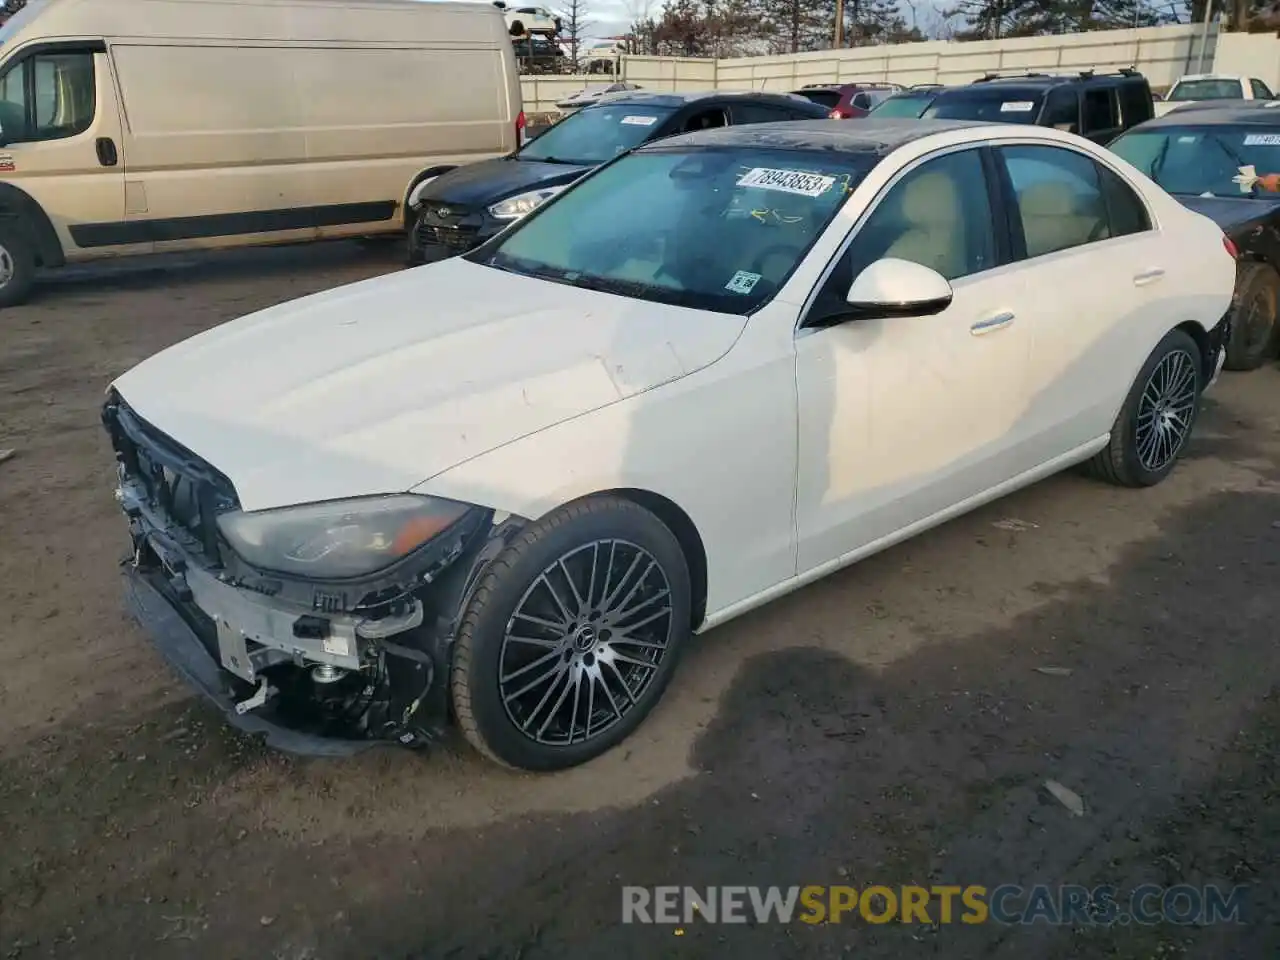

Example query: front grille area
[104,396,238,561]
[415,221,479,253]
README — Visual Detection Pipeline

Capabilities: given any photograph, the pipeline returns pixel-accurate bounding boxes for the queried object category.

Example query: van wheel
[1224,262,1280,371]
[0,226,36,308]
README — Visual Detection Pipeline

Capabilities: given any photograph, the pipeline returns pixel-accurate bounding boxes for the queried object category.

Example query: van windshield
[518,103,676,166]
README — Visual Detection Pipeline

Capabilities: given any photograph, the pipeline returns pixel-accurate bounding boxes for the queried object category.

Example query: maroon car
[790,82,904,119]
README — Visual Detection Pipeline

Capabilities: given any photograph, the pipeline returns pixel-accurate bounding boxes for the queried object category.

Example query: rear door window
[1042,89,1079,132]
[1081,88,1120,140]
[999,145,1110,258]
[731,102,794,125]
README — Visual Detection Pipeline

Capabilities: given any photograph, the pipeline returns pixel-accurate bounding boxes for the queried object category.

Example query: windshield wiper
[527,155,584,166]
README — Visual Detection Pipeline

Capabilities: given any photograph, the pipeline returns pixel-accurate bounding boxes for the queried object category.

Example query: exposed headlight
[488,185,567,220]
[216,494,473,580]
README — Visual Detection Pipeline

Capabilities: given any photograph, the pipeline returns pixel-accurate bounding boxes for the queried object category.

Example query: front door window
[0,50,96,144]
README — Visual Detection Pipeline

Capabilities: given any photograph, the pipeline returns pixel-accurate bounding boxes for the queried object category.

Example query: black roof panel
[635,117,991,155]
[1136,100,1280,129]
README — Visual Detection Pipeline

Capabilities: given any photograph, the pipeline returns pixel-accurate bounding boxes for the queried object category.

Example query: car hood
[1176,195,1280,232]
[421,156,591,207]
[111,259,746,512]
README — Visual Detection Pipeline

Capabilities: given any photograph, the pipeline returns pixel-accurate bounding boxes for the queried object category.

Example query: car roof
[592,89,814,108]
[1137,100,1280,128]
[797,81,900,92]
[635,117,1004,155]
[1173,73,1247,82]
[947,71,1147,93]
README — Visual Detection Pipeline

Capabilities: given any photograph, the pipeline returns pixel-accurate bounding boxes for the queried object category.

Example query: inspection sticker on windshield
[1243,133,1280,146]
[737,167,836,197]
[1000,100,1035,113]
[620,114,657,125]
[725,270,762,295]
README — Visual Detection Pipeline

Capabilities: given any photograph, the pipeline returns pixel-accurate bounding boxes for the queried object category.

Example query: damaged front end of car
[103,393,522,756]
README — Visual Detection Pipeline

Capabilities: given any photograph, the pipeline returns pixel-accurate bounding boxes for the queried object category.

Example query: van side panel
[109,42,320,248]
[294,44,511,237]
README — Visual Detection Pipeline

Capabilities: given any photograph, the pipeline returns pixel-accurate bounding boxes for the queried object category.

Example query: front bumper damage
[103,395,519,756]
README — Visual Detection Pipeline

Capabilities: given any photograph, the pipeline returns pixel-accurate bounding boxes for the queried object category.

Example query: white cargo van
[0,0,524,306]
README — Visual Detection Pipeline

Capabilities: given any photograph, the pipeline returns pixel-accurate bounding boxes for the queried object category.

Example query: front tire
[1224,261,1280,371]
[405,207,427,266]
[1087,328,1202,488]
[451,496,691,771]
[0,225,36,308]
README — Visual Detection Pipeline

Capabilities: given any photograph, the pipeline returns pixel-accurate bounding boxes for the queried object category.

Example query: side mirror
[805,258,953,329]
[844,257,952,316]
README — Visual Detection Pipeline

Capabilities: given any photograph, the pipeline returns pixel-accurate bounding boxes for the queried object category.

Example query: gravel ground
[1,242,1278,960]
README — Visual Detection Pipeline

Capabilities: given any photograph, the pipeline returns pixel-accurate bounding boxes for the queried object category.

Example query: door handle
[1133,267,1165,286]
[970,311,1015,335]
[95,137,118,167]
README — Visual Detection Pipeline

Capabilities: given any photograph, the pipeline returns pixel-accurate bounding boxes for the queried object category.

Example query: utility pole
[835,0,844,46]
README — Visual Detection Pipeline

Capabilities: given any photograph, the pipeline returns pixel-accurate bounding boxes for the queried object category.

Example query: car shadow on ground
[1,446,1277,959]
[28,239,404,304]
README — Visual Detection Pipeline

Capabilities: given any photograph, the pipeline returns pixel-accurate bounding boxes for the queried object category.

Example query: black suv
[877,69,1154,145]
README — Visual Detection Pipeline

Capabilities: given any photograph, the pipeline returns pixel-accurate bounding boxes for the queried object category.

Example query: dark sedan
[405,91,829,264]
[1110,101,1280,370]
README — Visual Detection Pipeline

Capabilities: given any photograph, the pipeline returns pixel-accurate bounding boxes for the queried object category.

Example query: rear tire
[450,495,691,771]
[0,225,36,308]
[1087,328,1202,488]
[1224,261,1280,371]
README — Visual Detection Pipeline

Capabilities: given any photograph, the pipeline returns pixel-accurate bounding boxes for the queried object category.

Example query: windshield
[518,103,676,166]
[470,146,879,313]
[869,93,934,118]
[1168,78,1243,102]
[1110,125,1280,196]
[923,90,1044,123]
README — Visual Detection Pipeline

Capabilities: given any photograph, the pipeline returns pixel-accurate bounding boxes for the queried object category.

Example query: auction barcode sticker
[736,167,836,197]
[1243,133,1280,146]
[1000,100,1035,113]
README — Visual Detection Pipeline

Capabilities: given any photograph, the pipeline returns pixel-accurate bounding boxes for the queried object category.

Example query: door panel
[795,270,1032,572]
[0,46,126,259]
[995,144,1161,462]
[794,147,1034,573]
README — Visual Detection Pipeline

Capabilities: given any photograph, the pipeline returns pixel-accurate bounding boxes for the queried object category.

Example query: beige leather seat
[881,171,967,280]
[1018,180,1107,257]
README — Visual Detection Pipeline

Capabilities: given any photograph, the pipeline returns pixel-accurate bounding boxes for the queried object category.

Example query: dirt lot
[1,243,1279,960]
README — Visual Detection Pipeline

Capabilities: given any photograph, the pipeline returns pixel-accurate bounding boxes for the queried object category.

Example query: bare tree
[559,0,593,69]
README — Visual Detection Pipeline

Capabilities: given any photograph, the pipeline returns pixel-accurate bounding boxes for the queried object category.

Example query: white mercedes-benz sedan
[105,119,1236,771]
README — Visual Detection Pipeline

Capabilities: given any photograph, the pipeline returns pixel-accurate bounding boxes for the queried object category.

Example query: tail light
[1223,234,1239,259]
[828,108,847,119]
[516,109,527,146]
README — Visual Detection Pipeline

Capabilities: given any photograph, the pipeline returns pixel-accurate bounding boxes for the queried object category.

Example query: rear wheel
[451,496,691,771]
[1087,328,1202,488]
[1224,262,1280,371]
